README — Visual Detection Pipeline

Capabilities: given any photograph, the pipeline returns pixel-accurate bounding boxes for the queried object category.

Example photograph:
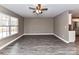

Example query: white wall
[54,11,69,43]
[24,18,53,35]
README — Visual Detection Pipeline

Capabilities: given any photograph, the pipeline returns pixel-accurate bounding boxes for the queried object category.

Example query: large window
[10,17,18,35]
[0,13,18,40]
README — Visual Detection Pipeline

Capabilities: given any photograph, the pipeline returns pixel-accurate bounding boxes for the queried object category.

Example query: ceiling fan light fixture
[29,4,48,14]
[36,10,42,14]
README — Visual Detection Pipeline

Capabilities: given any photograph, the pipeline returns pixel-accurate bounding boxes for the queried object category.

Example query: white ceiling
[1,4,79,18]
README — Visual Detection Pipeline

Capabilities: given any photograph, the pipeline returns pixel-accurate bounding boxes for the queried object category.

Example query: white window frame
[10,16,19,35]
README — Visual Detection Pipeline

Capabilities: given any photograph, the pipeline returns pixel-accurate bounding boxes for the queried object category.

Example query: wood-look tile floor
[0,35,79,55]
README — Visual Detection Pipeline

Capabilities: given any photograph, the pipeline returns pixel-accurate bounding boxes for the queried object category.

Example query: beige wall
[0,6,24,47]
[54,11,69,42]
[24,18,53,34]
[0,5,70,46]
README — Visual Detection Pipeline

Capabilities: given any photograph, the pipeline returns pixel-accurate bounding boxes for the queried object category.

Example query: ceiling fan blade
[29,7,35,10]
[42,8,48,11]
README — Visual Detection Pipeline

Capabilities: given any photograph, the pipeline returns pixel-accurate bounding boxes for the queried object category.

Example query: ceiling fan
[29,4,48,14]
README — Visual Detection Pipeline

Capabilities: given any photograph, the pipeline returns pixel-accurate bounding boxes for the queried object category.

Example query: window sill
[0,33,18,40]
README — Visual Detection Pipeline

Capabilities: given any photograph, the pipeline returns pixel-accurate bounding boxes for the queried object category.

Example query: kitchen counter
[69,31,75,42]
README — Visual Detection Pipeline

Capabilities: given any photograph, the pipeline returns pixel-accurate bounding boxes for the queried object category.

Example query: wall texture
[54,11,69,42]
[0,6,24,47]
[24,18,53,35]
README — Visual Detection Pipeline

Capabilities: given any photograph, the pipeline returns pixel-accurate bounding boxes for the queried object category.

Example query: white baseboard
[23,33,69,43]
[53,33,69,43]
[0,33,69,50]
[23,33,54,35]
[0,34,24,50]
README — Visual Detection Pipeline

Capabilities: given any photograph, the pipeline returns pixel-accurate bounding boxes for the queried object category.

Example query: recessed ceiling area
[1,4,79,18]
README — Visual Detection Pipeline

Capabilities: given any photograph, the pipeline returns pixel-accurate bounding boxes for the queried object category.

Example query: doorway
[72,18,79,42]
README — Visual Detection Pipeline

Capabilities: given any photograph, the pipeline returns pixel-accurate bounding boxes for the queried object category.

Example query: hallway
[0,35,78,55]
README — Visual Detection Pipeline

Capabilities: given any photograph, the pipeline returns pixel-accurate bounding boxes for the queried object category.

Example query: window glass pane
[6,27,9,36]
[0,27,2,39]
[10,17,18,35]
[0,13,9,26]
[11,17,18,26]
[0,13,3,26]
[2,18,9,26]
[0,19,2,26]
[11,27,18,35]
[2,27,9,38]
[2,27,7,38]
